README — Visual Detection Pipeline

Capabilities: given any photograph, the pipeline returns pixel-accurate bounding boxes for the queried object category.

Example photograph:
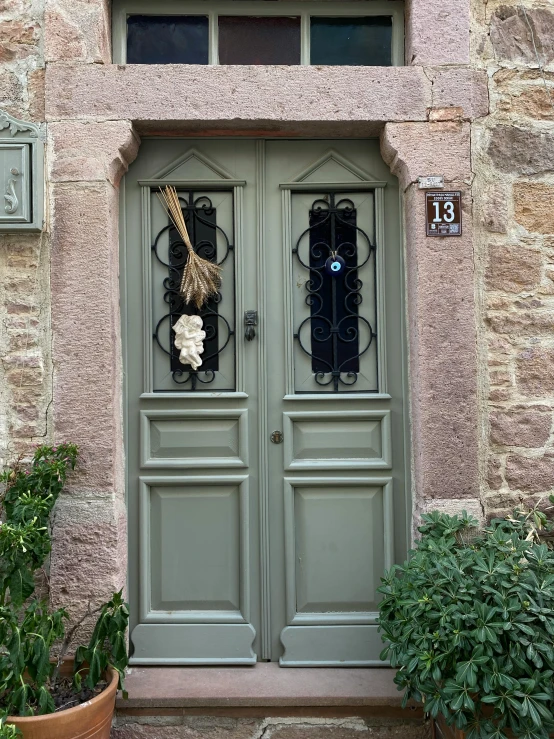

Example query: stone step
[112,665,427,739]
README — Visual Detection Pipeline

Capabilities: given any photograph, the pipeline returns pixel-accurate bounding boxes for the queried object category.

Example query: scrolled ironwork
[293,192,377,393]
[151,191,235,391]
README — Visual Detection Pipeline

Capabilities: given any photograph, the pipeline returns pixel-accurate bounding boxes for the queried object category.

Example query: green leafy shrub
[0,445,129,730]
[378,509,554,739]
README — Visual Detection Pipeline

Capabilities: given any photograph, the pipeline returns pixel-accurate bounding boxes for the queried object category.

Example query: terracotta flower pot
[7,667,118,739]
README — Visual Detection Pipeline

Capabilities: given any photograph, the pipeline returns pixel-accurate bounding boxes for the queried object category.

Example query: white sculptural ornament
[173,314,206,370]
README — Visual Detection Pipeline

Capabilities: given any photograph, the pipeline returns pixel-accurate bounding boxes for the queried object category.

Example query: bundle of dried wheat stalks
[158,185,222,309]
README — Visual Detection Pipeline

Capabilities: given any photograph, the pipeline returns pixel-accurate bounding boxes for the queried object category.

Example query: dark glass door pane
[308,202,359,375]
[127,15,209,64]
[219,16,301,64]
[169,200,219,374]
[310,17,392,66]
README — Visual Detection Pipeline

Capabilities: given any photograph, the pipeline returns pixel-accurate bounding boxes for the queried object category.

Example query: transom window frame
[112,0,405,66]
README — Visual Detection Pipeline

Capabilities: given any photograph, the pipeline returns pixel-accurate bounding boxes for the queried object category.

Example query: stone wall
[472,0,554,517]
[111,716,428,739]
[0,0,48,466]
[2,0,554,563]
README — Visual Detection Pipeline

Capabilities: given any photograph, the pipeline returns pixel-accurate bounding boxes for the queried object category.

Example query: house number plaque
[425,191,462,237]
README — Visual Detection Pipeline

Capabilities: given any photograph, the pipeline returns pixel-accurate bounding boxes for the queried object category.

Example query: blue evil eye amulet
[324,254,346,276]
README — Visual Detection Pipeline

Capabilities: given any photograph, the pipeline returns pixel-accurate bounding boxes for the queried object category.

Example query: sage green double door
[123,138,408,665]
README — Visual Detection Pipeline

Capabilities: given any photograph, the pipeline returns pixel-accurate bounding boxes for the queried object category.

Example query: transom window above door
[112,1,404,66]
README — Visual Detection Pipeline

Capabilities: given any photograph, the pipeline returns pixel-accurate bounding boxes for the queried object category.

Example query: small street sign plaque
[418,175,444,189]
[425,191,462,237]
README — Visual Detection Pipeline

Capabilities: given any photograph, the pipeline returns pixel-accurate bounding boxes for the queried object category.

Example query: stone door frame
[44,0,485,615]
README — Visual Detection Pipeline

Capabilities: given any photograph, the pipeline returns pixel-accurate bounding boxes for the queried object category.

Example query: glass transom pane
[310,17,393,66]
[218,16,301,65]
[127,15,209,64]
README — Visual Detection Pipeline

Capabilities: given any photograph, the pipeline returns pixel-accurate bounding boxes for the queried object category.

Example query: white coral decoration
[173,314,206,370]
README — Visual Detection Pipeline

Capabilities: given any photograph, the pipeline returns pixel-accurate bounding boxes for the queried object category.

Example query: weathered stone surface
[488,457,504,490]
[0,69,22,104]
[481,185,509,233]
[485,245,542,292]
[27,67,45,121]
[516,347,554,397]
[488,311,554,335]
[514,183,554,234]
[112,717,260,739]
[381,122,471,188]
[44,10,86,62]
[504,87,554,122]
[50,496,127,626]
[406,0,470,65]
[119,663,408,709]
[44,0,110,64]
[505,453,554,493]
[268,723,428,739]
[0,20,39,62]
[381,123,478,501]
[490,409,552,448]
[45,65,432,126]
[490,6,554,65]
[428,107,464,122]
[50,183,124,493]
[49,121,140,186]
[46,123,137,618]
[427,68,489,119]
[111,720,428,739]
[488,126,554,176]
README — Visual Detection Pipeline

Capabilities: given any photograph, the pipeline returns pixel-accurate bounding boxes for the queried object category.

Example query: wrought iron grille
[151,190,235,391]
[293,191,377,393]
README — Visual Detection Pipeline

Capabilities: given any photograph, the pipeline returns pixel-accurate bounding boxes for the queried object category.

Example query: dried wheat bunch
[158,186,222,309]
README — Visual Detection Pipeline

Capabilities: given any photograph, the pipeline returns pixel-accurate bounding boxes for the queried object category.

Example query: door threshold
[116,663,417,711]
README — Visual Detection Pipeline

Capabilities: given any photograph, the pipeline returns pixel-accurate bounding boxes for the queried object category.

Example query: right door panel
[263,140,408,665]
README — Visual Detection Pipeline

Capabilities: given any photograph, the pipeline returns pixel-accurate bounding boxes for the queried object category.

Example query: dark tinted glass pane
[169,204,219,374]
[309,204,359,374]
[127,15,209,64]
[219,16,300,64]
[310,17,392,66]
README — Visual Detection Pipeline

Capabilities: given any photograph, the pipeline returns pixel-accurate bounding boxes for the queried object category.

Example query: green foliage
[0,445,129,723]
[378,509,554,739]
[73,591,129,696]
[0,720,20,739]
[0,444,78,608]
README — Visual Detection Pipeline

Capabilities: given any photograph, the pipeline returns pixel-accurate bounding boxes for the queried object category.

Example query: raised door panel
[141,409,249,468]
[139,476,250,623]
[283,478,393,624]
[283,410,391,469]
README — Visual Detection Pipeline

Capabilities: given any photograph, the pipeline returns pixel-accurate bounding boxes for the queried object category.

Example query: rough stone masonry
[0,0,48,467]
[472,1,554,517]
[1,0,554,730]
[2,0,554,546]
[0,0,553,735]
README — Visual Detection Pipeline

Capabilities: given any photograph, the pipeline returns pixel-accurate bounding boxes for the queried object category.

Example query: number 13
[432,201,455,223]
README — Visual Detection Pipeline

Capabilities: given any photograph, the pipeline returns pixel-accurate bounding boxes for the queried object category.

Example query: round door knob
[270,431,283,444]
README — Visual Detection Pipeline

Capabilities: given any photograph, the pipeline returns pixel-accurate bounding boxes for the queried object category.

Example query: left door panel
[122,139,260,664]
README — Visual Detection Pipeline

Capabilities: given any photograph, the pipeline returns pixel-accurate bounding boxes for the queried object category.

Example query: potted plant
[378,508,554,739]
[0,444,129,738]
